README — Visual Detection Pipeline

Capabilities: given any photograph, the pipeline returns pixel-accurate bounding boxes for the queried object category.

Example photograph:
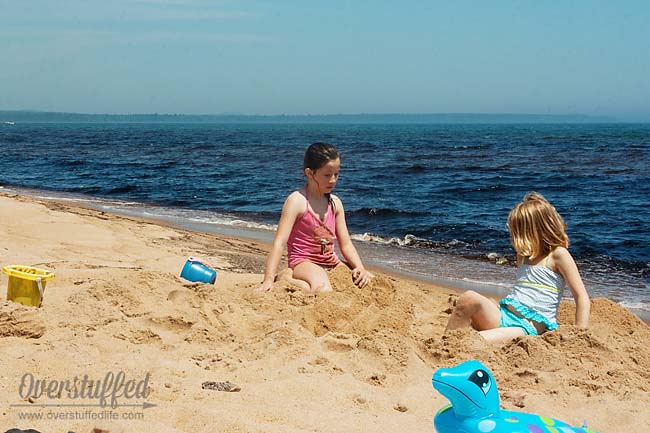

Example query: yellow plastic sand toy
[2,265,55,307]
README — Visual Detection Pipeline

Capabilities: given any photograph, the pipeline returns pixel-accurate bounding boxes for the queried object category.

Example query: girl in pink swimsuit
[257,142,373,293]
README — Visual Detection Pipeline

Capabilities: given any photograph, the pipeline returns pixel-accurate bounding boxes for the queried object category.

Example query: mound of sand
[0,302,45,338]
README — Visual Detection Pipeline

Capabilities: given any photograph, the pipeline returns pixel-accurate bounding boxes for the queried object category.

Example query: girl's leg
[445,290,502,332]
[276,268,311,291]
[479,327,526,344]
[291,261,333,293]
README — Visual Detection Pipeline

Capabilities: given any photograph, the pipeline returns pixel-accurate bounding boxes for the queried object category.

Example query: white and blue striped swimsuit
[501,255,566,331]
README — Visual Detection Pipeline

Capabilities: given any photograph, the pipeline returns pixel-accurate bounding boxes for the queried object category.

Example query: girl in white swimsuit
[445,192,591,344]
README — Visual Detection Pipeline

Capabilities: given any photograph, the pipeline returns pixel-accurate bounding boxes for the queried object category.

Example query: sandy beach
[0,192,648,433]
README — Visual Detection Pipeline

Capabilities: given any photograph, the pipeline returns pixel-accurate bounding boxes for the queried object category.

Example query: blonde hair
[507,192,569,259]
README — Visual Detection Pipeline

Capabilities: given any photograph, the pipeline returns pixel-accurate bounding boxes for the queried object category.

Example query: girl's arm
[332,196,373,288]
[553,247,590,328]
[257,193,303,292]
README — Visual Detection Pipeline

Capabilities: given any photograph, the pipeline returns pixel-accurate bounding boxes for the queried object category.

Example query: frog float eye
[468,369,491,396]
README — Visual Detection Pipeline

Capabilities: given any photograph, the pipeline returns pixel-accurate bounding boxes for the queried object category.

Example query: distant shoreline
[0,110,618,124]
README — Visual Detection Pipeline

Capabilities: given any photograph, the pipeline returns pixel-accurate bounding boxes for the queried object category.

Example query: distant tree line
[0,110,615,124]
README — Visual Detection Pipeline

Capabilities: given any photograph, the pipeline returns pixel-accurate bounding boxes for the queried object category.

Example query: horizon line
[1,109,616,119]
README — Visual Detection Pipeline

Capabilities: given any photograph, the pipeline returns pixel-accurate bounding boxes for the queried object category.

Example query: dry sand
[0,192,648,433]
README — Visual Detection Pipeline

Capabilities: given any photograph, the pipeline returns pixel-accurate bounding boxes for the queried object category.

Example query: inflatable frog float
[432,360,600,433]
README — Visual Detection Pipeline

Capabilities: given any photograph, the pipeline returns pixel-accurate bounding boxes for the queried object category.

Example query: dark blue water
[1,122,649,313]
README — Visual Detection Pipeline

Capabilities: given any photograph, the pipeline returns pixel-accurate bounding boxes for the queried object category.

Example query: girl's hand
[352,268,373,288]
[256,280,274,293]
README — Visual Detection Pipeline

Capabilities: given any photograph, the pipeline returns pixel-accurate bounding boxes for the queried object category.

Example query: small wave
[227,219,277,231]
[154,161,178,169]
[603,168,635,175]
[350,207,429,217]
[107,185,139,194]
[197,217,277,232]
[404,164,427,173]
[351,231,484,254]
[30,193,141,207]
[618,300,650,313]
[351,232,421,246]
[66,186,103,194]
[351,232,456,249]
[60,160,86,167]
[126,207,279,233]
[188,144,216,151]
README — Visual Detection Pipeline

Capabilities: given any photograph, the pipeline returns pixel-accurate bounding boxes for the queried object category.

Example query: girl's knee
[293,262,332,293]
[453,290,490,318]
[457,290,482,308]
[309,278,332,293]
[276,268,293,282]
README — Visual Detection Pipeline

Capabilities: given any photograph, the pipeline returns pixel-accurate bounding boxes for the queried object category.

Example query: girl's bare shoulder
[552,246,570,257]
[330,194,344,210]
[551,246,575,266]
[284,191,308,213]
[287,190,306,202]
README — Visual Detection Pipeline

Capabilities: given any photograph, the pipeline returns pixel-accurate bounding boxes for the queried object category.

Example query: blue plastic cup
[180,257,217,284]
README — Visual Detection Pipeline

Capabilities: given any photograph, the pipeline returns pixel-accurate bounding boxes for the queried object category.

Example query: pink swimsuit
[287,191,341,269]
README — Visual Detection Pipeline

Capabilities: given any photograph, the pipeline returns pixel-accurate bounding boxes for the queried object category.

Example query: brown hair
[304,142,340,171]
[303,142,340,211]
[507,192,569,259]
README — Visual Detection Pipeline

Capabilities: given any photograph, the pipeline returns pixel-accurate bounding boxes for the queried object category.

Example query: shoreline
[0,192,649,432]
[6,189,648,324]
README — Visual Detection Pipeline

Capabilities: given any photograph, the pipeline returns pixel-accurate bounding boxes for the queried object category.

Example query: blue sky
[2,1,649,119]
